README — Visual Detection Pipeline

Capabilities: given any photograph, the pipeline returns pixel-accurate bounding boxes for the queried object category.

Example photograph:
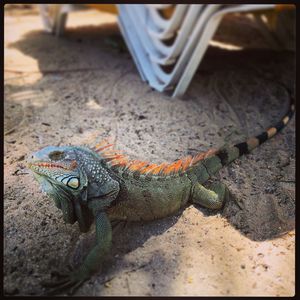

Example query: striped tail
[216,87,295,166]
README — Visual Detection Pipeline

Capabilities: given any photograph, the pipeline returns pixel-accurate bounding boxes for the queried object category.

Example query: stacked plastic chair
[39,4,289,97]
[117,4,276,97]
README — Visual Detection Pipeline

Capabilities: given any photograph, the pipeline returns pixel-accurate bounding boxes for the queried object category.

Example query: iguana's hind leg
[191,181,227,209]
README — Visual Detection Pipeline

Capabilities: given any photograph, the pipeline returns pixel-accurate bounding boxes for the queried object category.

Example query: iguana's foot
[41,266,89,295]
[191,181,227,209]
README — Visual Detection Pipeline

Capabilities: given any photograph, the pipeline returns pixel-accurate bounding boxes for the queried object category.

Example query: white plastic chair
[38,4,280,97]
[173,4,276,96]
[146,4,188,40]
[148,5,205,65]
[39,4,86,36]
[119,4,222,90]
[118,4,277,96]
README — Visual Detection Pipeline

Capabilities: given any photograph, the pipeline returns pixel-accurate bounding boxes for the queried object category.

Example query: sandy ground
[4,5,295,296]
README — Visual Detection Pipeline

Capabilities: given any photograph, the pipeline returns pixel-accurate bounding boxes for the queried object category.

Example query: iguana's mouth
[29,161,66,169]
[28,161,77,172]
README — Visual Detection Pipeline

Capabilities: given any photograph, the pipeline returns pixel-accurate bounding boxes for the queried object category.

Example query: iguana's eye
[49,151,65,161]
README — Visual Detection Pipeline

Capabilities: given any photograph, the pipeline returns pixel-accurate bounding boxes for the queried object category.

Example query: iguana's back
[107,170,192,221]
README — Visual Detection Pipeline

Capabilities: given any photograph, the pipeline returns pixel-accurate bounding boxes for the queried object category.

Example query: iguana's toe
[44,279,77,296]
[41,270,88,295]
[67,279,86,295]
[49,270,69,279]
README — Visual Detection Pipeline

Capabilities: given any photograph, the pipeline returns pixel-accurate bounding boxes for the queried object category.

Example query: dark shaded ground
[4,6,295,296]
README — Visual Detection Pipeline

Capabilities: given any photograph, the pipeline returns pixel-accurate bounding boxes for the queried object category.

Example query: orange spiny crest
[159,160,180,175]
[126,159,141,169]
[139,163,158,174]
[123,160,137,169]
[190,152,206,165]
[161,163,177,175]
[180,156,193,171]
[109,156,129,167]
[102,152,124,160]
[93,138,112,148]
[92,139,218,177]
[113,154,126,160]
[106,147,122,154]
[113,160,129,167]
[93,139,107,148]
[100,148,127,161]
[172,160,183,173]
[95,139,108,146]
[150,162,168,175]
[181,149,217,170]
[102,153,120,160]
[205,148,217,157]
[104,155,123,163]
[159,149,216,175]
[95,143,114,153]
[127,160,148,172]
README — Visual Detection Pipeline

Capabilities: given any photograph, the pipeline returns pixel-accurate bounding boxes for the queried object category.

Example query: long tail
[93,84,294,177]
[215,86,295,167]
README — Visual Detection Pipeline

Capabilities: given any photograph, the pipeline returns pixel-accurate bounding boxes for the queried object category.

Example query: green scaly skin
[27,90,294,295]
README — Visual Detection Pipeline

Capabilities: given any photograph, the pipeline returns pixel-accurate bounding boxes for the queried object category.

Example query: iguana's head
[27,145,103,232]
[28,146,87,193]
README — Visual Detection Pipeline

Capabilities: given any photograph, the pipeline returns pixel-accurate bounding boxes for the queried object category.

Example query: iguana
[27,89,294,295]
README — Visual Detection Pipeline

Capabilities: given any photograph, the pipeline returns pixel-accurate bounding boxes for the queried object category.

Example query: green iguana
[27,89,294,295]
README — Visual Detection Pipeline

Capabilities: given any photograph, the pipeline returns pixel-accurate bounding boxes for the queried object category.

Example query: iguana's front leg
[42,211,112,295]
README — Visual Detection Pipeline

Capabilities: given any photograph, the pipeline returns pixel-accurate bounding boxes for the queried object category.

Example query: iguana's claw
[45,264,74,281]
[49,270,69,279]
[41,269,87,295]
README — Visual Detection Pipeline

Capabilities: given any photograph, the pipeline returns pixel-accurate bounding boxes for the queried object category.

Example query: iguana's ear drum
[67,177,80,190]
[55,175,80,190]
